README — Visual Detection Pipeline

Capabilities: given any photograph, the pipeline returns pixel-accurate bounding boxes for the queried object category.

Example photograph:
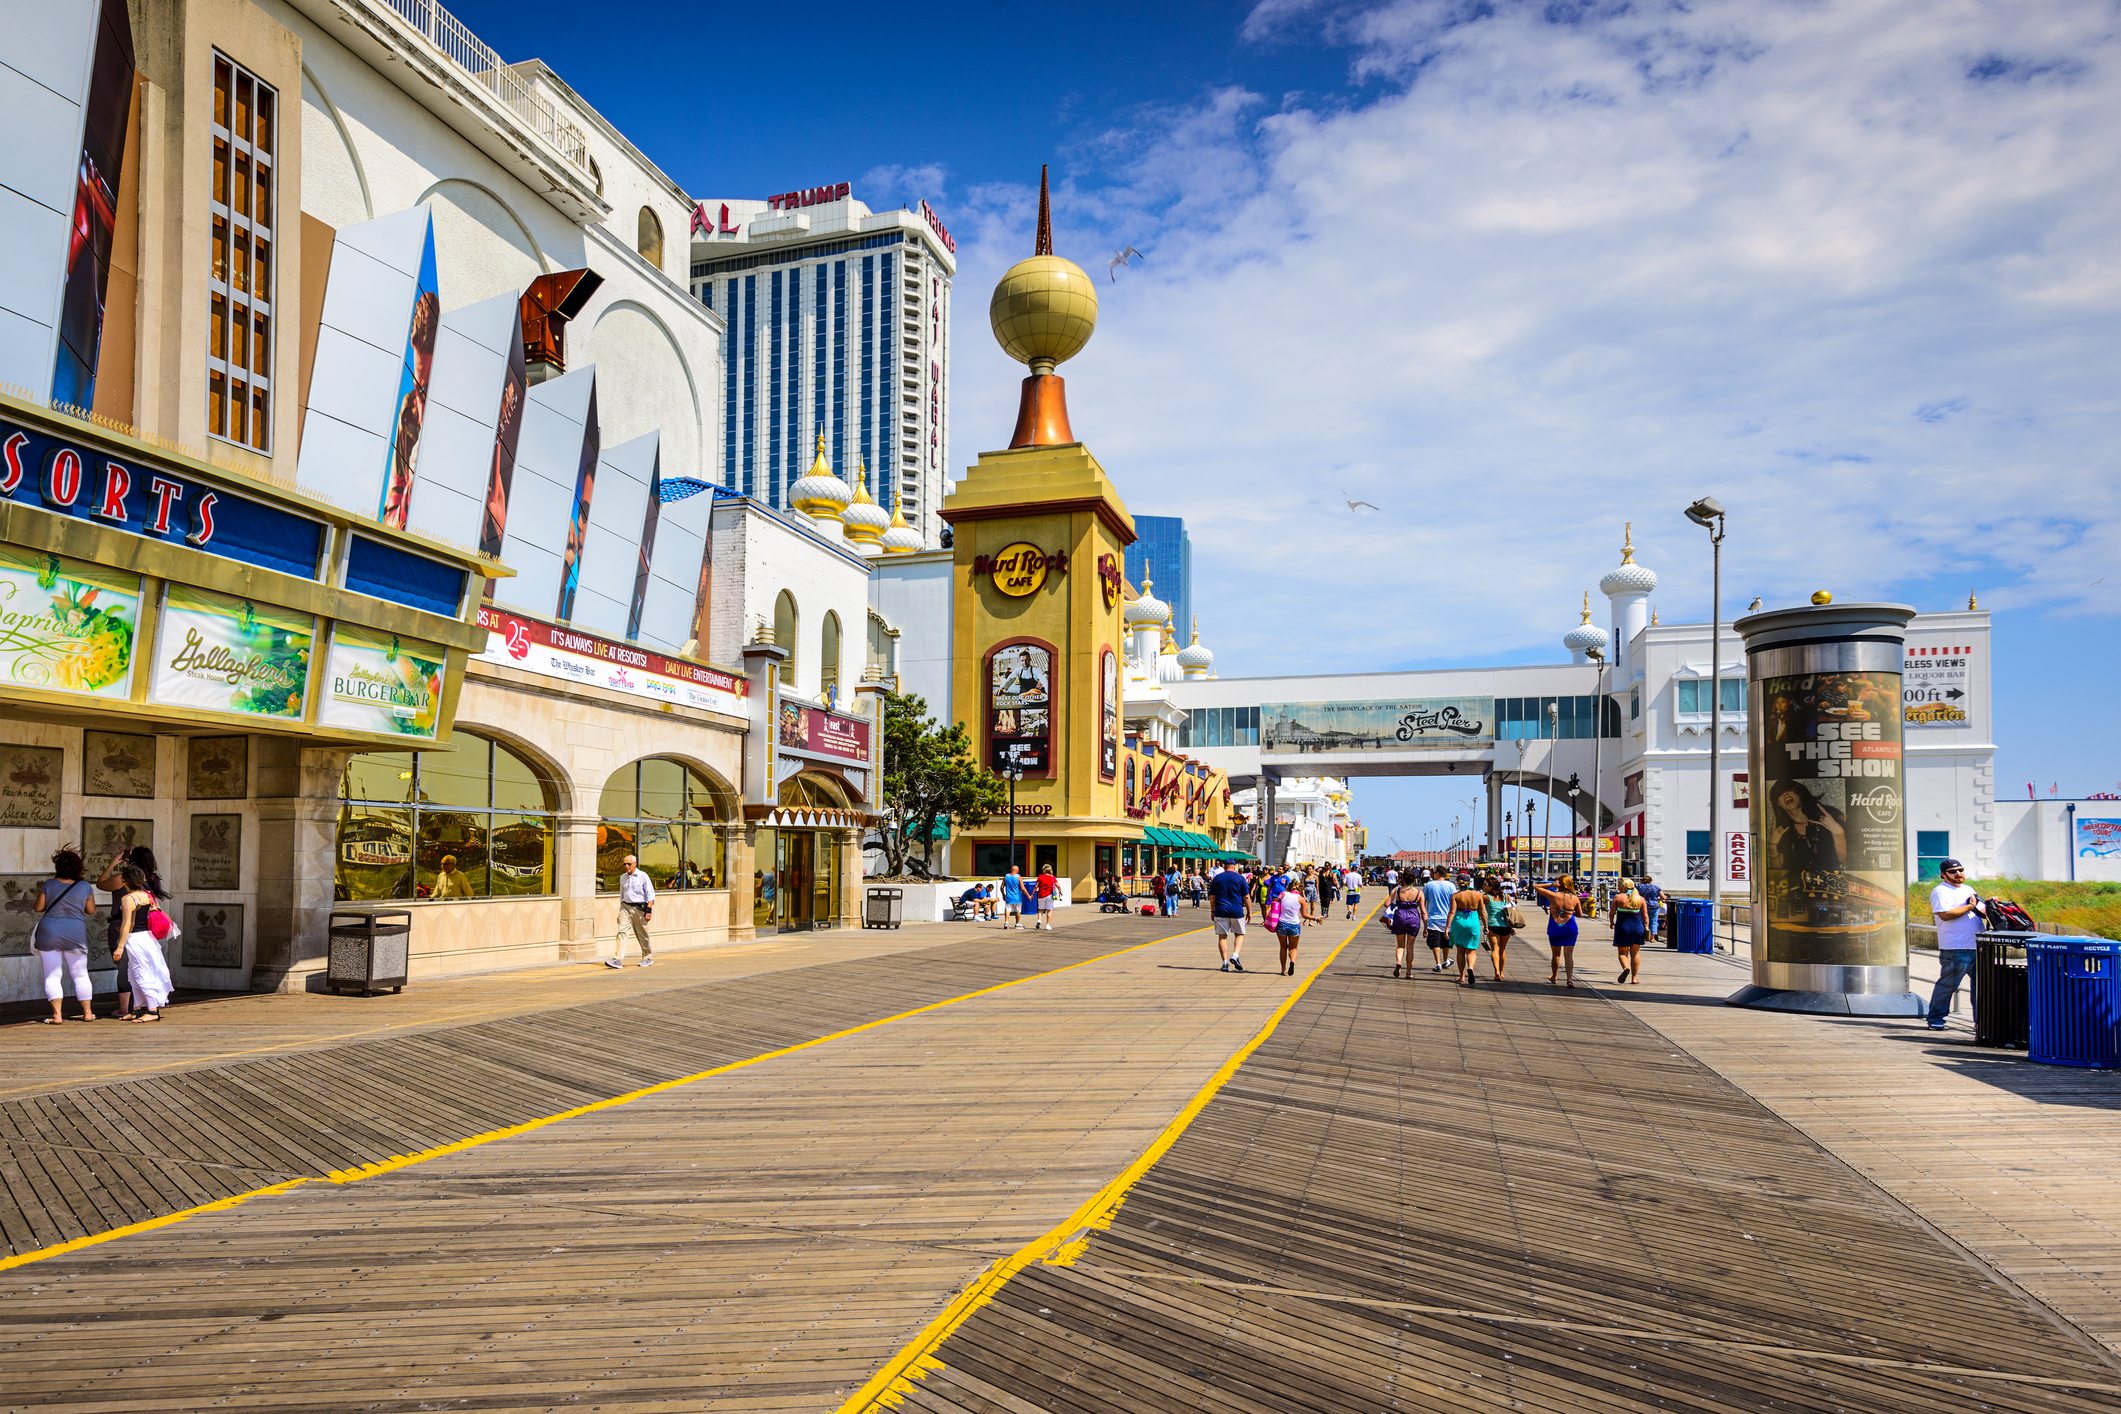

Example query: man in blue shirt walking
[1422,867,1456,972]
[1208,861,1250,972]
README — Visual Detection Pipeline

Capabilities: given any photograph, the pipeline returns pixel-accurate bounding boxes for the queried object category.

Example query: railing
[376,0,590,171]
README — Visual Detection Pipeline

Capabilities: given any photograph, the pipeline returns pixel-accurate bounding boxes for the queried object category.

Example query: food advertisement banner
[1755,670,1905,967]
[318,623,446,739]
[472,605,746,716]
[1260,697,1494,753]
[149,585,313,720]
[0,545,139,701]
[1903,642,1973,729]
[989,643,1052,773]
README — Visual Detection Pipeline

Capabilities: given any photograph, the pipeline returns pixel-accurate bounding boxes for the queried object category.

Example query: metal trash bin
[1973,932,2032,1049]
[864,886,903,930]
[1673,898,1714,954]
[326,908,410,995]
[2027,938,2121,1069]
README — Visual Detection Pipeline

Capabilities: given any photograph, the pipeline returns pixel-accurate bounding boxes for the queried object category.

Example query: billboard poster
[1259,697,1494,754]
[989,643,1052,773]
[478,312,528,560]
[1903,642,1973,729]
[0,545,139,701]
[318,624,446,739]
[379,239,441,529]
[1755,670,1905,966]
[2076,817,2121,861]
[556,385,601,620]
[472,605,746,715]
[776,702,871,764]
[1101,649,1118,780]
[149,585,313,719]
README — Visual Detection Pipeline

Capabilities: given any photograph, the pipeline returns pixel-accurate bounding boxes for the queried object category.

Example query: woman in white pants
[112,863,173,1022]
[32,847,97,1023]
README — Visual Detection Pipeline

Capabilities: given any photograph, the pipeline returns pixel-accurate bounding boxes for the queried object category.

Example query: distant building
[1125,516,1191,644]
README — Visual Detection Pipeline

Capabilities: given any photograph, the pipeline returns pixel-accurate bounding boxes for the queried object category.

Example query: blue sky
[458,0,2121,842]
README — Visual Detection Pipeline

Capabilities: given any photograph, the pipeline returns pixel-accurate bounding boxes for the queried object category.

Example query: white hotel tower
[689,187,956,548]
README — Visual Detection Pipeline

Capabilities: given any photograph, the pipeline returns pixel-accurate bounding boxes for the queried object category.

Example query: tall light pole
[1586,646,1607,905]
[1003,745,1026,875]
[1686,495,1728,925]
[1514,737,1529,881]
[1544,701,1559,882]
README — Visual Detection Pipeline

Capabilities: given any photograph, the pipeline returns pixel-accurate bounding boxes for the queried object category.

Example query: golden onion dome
[789,431,852,522]
[880,503,922,555]
[989,255,1099,374]
[842,465,891,552]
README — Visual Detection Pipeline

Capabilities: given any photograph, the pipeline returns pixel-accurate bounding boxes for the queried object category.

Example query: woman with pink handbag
[111,863,176,1023]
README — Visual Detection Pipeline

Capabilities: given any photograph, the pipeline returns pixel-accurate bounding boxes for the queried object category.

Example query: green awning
[1142,827,1176,846]
[1190,831,1217,850]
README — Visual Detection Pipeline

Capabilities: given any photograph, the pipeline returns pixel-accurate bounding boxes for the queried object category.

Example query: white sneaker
[639,957,654,967]
[604,957,623,969]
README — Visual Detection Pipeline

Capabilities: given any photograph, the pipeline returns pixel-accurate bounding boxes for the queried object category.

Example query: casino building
[688,188,955,551]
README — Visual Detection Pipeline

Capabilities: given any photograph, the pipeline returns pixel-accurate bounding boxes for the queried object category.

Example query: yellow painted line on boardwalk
[0,925,1203,1275]
[839,902,1382,1413]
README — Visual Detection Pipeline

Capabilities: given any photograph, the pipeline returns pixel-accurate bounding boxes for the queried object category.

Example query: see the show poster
[318,624,446,739]
[150,585,313,720]
[1754,670,1905,966]
[0,546,139,701]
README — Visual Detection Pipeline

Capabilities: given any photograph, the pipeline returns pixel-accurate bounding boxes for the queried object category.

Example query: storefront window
[336,732,556,901]
[599,757,728,891]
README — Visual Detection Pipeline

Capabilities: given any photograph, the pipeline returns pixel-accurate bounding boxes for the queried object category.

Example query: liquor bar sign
[473,605,747,716]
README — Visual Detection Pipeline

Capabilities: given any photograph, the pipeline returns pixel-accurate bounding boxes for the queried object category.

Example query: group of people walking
[29,844,177,1024]
[1202,859,1367,976]
[1382,865,1655,987]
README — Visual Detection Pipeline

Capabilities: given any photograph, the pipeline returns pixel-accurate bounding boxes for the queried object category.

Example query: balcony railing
[377,0,589,171]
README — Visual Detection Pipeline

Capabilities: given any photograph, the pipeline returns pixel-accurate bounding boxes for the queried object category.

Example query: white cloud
[944,0,2121,673]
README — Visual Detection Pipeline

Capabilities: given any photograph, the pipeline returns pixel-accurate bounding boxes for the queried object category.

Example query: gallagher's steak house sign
[473,606,747,715]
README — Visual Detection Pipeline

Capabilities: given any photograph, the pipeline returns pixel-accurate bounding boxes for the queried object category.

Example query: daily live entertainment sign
[1260,697,1494,754]
[473,605,747,716]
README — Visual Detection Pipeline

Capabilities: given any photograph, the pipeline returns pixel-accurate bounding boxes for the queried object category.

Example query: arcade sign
[975,543,1067,598]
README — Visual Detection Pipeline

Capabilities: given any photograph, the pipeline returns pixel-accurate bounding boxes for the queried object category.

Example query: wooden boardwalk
[882,929,2121,1414]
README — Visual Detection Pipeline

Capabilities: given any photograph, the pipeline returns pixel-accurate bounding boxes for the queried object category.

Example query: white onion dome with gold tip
[1158,624,1183,683]
[1599,524,1659,597]
[1124,573,1171,629]
[879,503,922,555]
[840,464,891,555]
[1563,592,1612,656]
[788,432,851,524]
[1176,618,1214,678]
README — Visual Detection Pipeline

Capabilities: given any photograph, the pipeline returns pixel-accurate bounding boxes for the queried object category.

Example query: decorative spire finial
[1651,605,1659,626]
[1190,615,1200,644]
[1035,164,1052,257]
[1580,591,1592,624]
[1621,521,1634,564]
[1969,590,1979,610]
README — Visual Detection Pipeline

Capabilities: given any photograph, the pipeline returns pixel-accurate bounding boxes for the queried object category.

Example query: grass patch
[1907,877,2121,940]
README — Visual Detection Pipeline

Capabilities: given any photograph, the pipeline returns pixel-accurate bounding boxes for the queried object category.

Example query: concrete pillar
[552,813,602,962]
[837,826,862,927]
[250,740,352,993]
[726,822,757,941]
[1487,773,1503,860]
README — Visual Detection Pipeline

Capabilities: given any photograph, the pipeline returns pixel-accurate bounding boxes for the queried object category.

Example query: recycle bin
[2027,938,2121,1069]
[1673,898,1714,955]
[1973,933,2031,1049]
[326,908,410,995]
[864,886,903,929]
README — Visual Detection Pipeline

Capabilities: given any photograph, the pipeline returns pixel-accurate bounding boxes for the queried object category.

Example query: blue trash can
[1674,898,1713,954]
[2027,939,2121,1069]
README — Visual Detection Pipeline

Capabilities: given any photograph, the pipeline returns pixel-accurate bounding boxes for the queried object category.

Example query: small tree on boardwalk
[874,691,1007,877]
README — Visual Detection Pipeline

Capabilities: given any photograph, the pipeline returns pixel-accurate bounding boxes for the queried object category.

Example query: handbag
[1504,904,1528,931]
[147,907,178,942]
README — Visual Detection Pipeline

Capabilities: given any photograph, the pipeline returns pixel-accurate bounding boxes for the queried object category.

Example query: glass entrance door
[776,830,815,930]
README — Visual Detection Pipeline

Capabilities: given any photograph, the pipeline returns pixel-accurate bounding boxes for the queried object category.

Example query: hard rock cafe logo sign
[1097,552,1124,609]
[975,543,1067,598]
[1849,784,1902,825]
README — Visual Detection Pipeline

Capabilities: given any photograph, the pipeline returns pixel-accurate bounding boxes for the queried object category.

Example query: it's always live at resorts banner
[1755,670,1905,967]
[319,623,446,739]
[1260,697,1494,753]
[472,604,747,716]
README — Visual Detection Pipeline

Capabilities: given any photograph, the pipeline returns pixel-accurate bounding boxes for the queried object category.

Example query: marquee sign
[472,604,747,716]
[976,544,1067,598]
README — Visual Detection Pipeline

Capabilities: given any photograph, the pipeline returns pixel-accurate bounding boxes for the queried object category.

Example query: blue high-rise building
[1125,516,1192,640]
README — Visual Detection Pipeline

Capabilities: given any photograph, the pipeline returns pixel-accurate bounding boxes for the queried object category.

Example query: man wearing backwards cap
[1925,858,1985,1031]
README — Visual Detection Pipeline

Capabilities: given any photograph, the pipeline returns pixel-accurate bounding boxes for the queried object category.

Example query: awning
[1141,827,1177,846]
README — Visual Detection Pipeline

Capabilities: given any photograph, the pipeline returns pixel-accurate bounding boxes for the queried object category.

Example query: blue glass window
[723,280,738,488]
[813,264,828,450]
[832,262,847,477]
[860,256,874,486]
[768,271,783,507]
[785,265,801,487]
[878,251,894,506]
[741,275,756,497]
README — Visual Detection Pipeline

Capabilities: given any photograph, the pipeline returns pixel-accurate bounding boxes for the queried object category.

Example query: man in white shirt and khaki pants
[608,855,656,969]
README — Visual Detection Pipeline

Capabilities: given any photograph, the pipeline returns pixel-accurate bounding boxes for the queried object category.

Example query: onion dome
[1177,617,1214,677]
[1563,592,1611,656]
[841,463,891,555]
[880,502,922,555]
[1598,522,1658,596]
[789,431,851,524]
[1158,623,1182,682]
[1124,570,1171,628]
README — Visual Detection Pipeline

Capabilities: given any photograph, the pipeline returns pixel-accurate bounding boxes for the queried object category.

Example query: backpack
[1984,897,2036,933]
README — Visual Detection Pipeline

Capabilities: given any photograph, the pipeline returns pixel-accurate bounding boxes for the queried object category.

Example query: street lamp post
[1003,746,1026,876]
[1586,645,1607,907]
[1544,701,1560,883]
[1686,495,1728,933]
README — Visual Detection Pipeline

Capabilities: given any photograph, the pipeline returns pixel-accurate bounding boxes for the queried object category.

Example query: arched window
[588,156,604,196]
[779,771,850,808]
[599,757,727,891]
[637,206,664,268]
[774,590,798,687]
[335,731,558,901]
[820,611,841,702]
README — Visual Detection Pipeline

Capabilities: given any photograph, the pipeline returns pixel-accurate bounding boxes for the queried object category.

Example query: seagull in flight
[1108,245,1144,281]
[1342,489,1381,514]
